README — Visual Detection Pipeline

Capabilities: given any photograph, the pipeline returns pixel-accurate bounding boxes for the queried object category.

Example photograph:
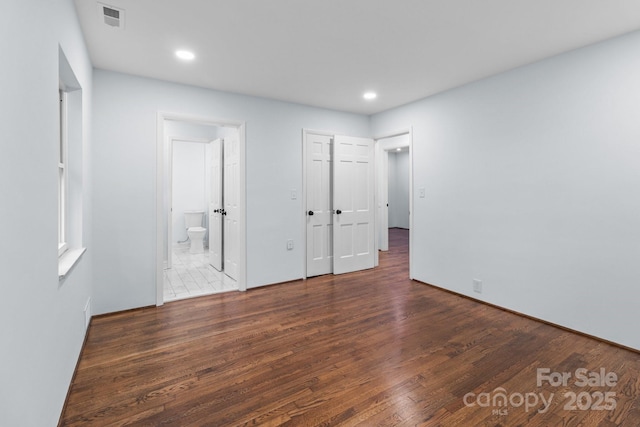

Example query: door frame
[375,128,414,279]
[156,112,247,306]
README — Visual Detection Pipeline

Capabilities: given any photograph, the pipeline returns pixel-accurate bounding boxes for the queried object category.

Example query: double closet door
[209,135,239,280]
[305,133,375,277]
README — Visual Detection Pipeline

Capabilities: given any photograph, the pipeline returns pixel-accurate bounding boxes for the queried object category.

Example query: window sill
[59,247,86,280]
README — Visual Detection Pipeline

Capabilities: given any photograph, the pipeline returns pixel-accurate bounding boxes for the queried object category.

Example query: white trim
[58,242,68,257]
[58,247,86,280]
[237,123,247,291]
[302,130,308,279]
[303,128,336,138]
[169,136,213,144]
[58,89,68,256]
[373,129,412,141]
[375,127,414,279]
[156,112,247,307]
[378,150,389,252]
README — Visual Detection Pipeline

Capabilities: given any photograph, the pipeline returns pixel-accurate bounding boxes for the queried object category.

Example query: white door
[332,135,375,274]
[223,134,240,280]
[209,139,223,271]
[305,134,333,277]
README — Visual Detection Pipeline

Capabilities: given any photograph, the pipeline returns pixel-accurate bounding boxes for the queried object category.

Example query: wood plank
[60,229,640,426]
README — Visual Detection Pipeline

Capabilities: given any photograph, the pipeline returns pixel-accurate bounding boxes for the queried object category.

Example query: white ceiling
[73,0,640,115]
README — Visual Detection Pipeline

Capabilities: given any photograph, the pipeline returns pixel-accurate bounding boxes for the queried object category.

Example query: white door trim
[156,112,247,306]
[375,127,414,280]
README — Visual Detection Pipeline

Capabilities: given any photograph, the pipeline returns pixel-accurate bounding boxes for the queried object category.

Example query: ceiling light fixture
[363,92,377,100]
[396,147,402,151]
[175,50,195,61]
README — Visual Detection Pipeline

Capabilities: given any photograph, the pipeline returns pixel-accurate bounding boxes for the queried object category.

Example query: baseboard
[92,304,156,320]
[57,317,93,427]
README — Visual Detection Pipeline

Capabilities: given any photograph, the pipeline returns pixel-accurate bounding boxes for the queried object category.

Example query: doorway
[156,113,247,306]
[387,148,410,231]
[167,136,212,271]
[163,133,240,302]
[303,131,376,277]
[376,130,413,277]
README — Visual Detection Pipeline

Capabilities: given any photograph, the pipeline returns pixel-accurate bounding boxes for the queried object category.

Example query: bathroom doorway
[165,135,238,302]
[156,113,247,306]
[167,135,212,270]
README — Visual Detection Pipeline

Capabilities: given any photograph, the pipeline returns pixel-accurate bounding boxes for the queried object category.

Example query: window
[58,88,68,256]
[58,47,86,279]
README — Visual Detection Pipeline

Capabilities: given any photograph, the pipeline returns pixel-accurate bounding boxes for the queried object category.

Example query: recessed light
[363,92,377,100]
[396,148,402,151]
[175,50,195,61]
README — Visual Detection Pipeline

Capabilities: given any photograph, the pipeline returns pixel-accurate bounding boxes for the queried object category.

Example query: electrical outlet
[287,239,294,250]
[473,279,482,294]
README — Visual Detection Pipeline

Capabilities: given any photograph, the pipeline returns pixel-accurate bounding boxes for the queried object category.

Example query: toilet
[184,211,206,254]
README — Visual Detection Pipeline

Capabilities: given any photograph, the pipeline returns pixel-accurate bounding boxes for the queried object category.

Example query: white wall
[371,30,640,351]
[92,69,370,314]
[388,151,410,229]
[172,141,208,243]
[0,0,93,425]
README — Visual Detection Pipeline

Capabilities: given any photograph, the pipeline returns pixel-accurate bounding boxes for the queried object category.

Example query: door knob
[336,209,342,215]
[308,210,314,216]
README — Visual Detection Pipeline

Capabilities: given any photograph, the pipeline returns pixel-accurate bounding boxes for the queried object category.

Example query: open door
[332,135,375,274]
[223,134,240,280]
[209,138,223,271]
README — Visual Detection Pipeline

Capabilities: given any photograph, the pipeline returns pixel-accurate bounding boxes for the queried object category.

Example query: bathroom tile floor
[163,244,238,302]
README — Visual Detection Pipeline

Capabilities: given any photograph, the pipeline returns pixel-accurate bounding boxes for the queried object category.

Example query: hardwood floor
[60,229,640,426]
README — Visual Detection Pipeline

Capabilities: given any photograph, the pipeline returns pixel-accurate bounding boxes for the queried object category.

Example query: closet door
[223,134,240,280]
[208,139,223,271]
[332,135,375,274]
[305,133,333,277]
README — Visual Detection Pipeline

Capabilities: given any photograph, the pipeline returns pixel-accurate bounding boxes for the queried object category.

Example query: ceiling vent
[97,3,125,29]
